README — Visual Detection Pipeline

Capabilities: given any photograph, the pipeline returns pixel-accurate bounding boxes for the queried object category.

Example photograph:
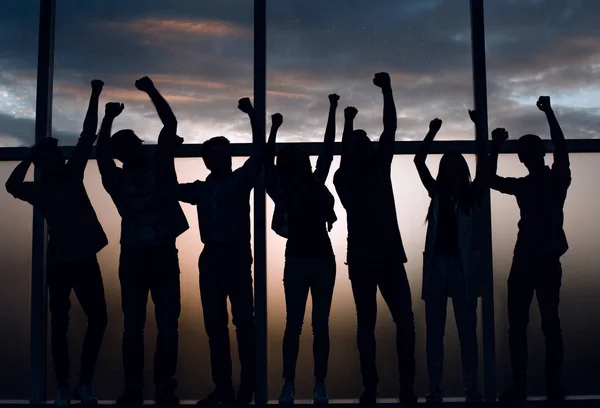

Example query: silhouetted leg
[150,247,181,394]
[507,256,535,388]
[199,252,232,390]
[452,292,478,390]
[535,255,563,389]
[48,262,73,387]
[228,260,256,391]
[378,263,416,395]
[310,257,336,382]
[425,270,449,393]
[119,249,150,391]
[350,269,378,390]
[72,257,107,385]
[282,258,311,381]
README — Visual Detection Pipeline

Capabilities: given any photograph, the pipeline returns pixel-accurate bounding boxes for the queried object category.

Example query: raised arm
[97,102,125,193]
[314,93,339,183]
[135,76,183,155]
[374,72,397,164]
[237,98,265,182]
[265,113,283,200]
[339,106,358,169]
[66,79,104,179]
[135,76,177,131]
[488,128,519,195]
[414,118,442,196]
[266,113,282,167]
[537,96,569,169]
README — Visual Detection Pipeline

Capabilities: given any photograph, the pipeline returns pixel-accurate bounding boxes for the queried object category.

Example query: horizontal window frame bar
[0,139,599,161]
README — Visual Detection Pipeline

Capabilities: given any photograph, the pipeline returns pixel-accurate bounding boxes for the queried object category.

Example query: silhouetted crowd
[6,73,570,406]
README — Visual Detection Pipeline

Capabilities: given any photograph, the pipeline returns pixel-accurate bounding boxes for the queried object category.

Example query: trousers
[48,256,108,386]
[199,245,256,390]
[119,246,181,392]
[348,259,416,392]
[424,253,478,391]
[282,256,336,381]
[507,251,563,387]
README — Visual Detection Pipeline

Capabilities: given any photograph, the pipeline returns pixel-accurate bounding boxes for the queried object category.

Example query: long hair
[426,151,473,223]
[276,145,313,191]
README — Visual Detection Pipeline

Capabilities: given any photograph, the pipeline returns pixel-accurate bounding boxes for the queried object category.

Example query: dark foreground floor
[5,398,598,407]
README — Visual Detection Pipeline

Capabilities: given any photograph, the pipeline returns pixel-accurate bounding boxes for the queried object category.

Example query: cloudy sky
[1,0,600,148]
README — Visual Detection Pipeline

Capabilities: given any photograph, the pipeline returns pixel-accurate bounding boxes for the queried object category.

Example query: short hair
[111,129,143,159]
[31,137,63,163]
[517,134,545,153]
[202,136,230,157]
[32,137,59,153]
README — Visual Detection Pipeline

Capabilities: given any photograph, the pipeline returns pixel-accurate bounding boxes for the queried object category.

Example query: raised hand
[429,118,443,133]
[468,109,477,123]
[238,97,255,114]
[491,127,508,145]
[373,72,391,89]
[135,76,155,93]
[91,79,104,93]
[271,113,283,128]
[105,102,125,118]
[536,96,552,113]
[328,93,340,106]
[344,106,358,121]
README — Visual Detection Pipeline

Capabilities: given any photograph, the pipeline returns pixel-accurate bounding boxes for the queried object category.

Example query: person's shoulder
[333,167,346,183]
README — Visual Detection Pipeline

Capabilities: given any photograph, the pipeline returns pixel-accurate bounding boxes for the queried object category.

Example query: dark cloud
[1,0,599,147]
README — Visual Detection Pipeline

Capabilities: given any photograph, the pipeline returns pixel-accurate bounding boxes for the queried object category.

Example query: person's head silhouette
[31,137,66,179]
[517,133,546,172]
[277,144,312,185]
[111,129,145,166]
[437,150,472,195]
[349,129,375,163]
[202,136,232,176]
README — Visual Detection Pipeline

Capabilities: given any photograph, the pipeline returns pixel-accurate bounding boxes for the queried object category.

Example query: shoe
[74,384,98,405]
[499,385,526,402]
[197,386,235,405]
[155,391,180,406]
[465,388,483,403]
[426,389,442,403]
[399,388,418,405]
[278,381,295,405]
[117,389,144,407]
[313,381,329,405]
[235,383,255,405]
[359,388,377,405]
[55,385,71,408]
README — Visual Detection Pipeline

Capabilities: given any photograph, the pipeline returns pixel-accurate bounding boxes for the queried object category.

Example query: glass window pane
[485,0,600,139]
[267,155,483,401]
[267,0,474,142]
[0,1,39,147]
[492,153,600,396]
[0,162,33,398]
[53,1,253,145]
[46,158,250,400]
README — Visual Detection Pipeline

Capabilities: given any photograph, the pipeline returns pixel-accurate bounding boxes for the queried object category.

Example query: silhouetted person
[6,80,108,407]
[176,98,263,406]
[414,112,488,403]
[266,95,339,405]
[491,96,570,402]
[96,77,189,407]
[333,73,417,406]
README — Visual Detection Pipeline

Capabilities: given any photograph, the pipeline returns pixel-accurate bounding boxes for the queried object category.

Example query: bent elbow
[5,181,17,197]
